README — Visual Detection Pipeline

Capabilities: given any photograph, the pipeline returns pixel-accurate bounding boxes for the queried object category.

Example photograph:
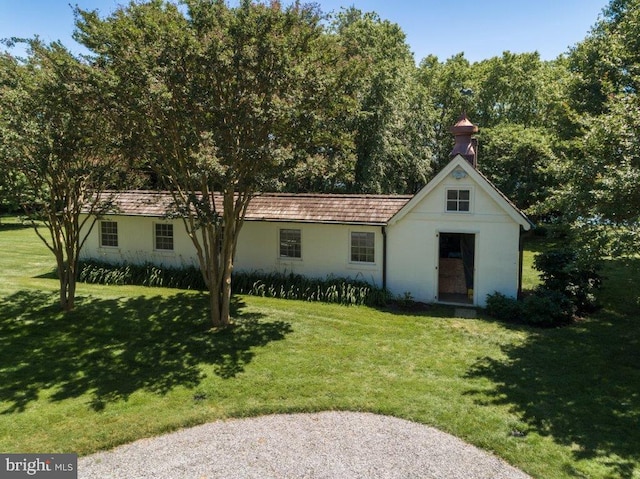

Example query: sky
[1,0,608,63]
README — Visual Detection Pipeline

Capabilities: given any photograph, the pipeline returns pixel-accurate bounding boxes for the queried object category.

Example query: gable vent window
[280,229,301,258]
[446,189,471,212]
[155,223,174,251]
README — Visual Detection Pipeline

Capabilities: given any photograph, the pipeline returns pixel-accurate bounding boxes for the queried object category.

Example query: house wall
[234,221,384,285]
[79,215,199,268]
[80,215,385,285]
[386,173,522,307]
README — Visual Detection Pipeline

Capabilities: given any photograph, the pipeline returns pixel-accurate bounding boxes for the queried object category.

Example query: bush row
[232,270,390,306]
[79,261,206,290]
[78,260,390,306]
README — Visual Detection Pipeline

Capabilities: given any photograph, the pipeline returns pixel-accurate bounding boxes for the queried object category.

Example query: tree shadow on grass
[0,290,291,413]
[465,257,640,478]
[0,220,31,232]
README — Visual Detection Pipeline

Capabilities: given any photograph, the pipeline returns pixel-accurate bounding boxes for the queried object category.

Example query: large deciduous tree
[334,8,434,194]
[556,0,640,254]
[477,124,557,212]
[417,53,473,170]
[0,43,119,311]
[75,0,355,327]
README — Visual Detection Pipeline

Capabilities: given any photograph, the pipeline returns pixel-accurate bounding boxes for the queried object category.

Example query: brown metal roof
[101,191,412,225]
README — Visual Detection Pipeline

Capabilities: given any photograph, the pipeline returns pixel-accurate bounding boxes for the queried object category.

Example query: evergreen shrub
[486,246,602,327]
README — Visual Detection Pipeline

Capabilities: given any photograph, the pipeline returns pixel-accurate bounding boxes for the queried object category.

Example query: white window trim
[99,220,119,249]
[445,187,473,214]
[278,227,302,260]
[154,222,175,252]
[349,230,376,265]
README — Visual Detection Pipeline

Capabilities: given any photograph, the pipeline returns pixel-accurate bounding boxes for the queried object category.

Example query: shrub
[485,292,522,322]
[534,248,602,315]
[523,290,574,327]
[78,260,205,290]
[486,244,600,327]
[485,290,573,327]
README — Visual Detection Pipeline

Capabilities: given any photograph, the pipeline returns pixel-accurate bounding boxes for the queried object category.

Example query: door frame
[435,231,478,305]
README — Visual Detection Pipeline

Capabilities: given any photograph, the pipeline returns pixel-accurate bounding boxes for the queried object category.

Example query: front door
[437,233,475,304]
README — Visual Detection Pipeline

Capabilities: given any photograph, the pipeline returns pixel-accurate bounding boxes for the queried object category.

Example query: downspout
[382,226,387,291]
[518,226,524,299]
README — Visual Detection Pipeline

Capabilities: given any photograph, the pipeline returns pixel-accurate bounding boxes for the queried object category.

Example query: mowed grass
[0,218,639,479]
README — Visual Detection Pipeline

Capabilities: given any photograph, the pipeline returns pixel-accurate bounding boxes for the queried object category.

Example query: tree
[334,8,433,194]
[555,0,640,254]
[75,0,355,327]
[417,53,473,169]
[418,51,576,216]
[473,52,555,128]
[0,43,120,311]
[568,0,640,115]
[478,124,557,212]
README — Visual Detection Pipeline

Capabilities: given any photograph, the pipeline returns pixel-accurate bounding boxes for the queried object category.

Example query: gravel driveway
[79,411,531,479]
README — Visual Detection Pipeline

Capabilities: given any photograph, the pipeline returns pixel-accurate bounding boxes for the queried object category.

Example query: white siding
[80,215,385,286]
[386,174,522,307]
[235,221,384,285]
[80,215,198,268]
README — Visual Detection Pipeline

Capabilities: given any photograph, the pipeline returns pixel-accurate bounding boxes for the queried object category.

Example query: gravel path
[79,411,531,479]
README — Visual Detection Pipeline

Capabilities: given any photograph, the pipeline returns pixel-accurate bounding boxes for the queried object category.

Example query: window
[155,223,174,251]
[446,189,470,212]
[100,221,118,247]
[279,229,301,258]
[351,232,375,263]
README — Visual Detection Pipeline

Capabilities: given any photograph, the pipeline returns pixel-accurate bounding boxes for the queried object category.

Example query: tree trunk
[220,253,233,326]
[181,190,245,329]
[209,286,223,327]
[208,249,233,329]
[56,258,76,312]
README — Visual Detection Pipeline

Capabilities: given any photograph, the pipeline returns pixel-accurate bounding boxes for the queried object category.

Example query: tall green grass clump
[78,260,206,290]
[233,271,390,306]
[78,261,389,306]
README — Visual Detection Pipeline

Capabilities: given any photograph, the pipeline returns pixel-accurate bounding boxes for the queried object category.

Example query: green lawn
[0,218,638,479]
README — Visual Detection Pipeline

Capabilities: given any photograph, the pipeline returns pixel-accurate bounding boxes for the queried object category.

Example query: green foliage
[523,290,574,327]
[485,290,574,328]
[568,0,640,115]
[485,292,523,322]
[78,260,206,290]
[74,0,359,326]
[552,0,640,256]
[234,271,389,306]
[472,52,551,128]
[395,291,415,308]
[534,248,602,315]
[77,260,389,306]
[478,123,556,211]
[416,53,473,169]
[0,41,123,311]
[488,242,603,327]
[333,8,434,194]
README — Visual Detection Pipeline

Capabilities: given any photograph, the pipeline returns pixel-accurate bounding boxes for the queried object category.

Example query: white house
[79,116,533,307]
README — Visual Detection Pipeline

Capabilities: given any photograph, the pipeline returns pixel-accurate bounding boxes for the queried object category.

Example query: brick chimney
[450,113,478,167]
